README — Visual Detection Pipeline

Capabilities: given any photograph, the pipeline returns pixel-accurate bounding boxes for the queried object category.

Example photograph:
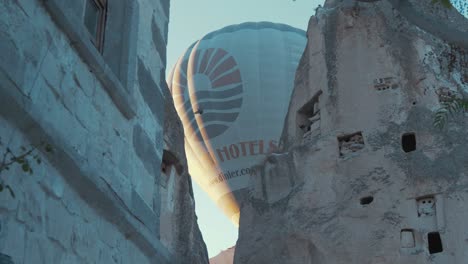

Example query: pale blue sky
[166,0,466,259]
[166,0,324,258]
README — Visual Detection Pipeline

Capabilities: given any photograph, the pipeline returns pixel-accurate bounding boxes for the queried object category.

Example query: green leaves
[434,99,468,128]
[44,144,53,153]
[21,163,29,172]
[432,0,452,8]
[0,140,52,199]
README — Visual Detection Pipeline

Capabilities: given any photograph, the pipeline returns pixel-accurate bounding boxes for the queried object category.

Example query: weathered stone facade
[0,0,208,263]
[235,0,468,263]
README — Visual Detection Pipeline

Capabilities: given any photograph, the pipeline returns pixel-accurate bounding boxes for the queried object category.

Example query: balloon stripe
[178,97,242,121]
[212,69,242,88]
[201,48,218,75]
[209,57,237,81]
[210,67,239,86]
[171,82,187,89]
[195,94,243,104]
[180,60,188,79]
[189,112,240,129]
[206,55,231,77]
[191,85,243,100]
[189,51,201,75]
[207,82,243,91]
[197,98,242,111]
[199,48,214,74]
[191,124,229,140]
[176,99,195,114]
[206,49,228,75]
[184,109,242,126]
[175,86,242,112]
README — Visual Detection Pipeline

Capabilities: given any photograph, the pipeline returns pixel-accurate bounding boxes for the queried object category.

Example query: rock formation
[210,246,235,264]
[161,83,210,263]
[235,0,468,263]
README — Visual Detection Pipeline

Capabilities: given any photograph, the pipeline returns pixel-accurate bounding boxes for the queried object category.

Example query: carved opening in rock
[337,132,364,157]
[161,161,168,174]
[373,77,398,91]
[0,253,13,264]
[402,133,416,152]
[416,196,435,217]
[297,90,322,143]
[428,232,443,254]
[400,229,415,248]
[161,150,183,188]
[360,196,374,205]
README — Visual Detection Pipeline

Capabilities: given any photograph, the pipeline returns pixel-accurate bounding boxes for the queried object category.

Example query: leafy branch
[432,0,452,8]
[434,98,468,128]
[0,139,53,198]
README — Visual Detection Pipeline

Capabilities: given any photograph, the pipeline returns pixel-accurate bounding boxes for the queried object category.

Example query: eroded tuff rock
[160,85,209,264]
[235,0,468,263]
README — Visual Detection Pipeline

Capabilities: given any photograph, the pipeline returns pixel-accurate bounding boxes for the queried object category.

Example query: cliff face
[235,0,468,263]
[210,246,235,264]
[161,85,210,264]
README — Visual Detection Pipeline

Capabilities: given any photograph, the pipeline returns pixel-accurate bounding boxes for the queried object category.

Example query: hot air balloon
[168,22,306,225]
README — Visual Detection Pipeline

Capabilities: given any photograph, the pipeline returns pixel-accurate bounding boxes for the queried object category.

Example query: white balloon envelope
[168,22,306,225]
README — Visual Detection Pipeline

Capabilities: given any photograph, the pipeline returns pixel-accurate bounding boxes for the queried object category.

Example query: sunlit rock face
[235,0,468,263]
[210,246,235,264]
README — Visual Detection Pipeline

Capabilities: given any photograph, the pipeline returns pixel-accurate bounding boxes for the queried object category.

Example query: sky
[166,0,467,259]
[166,0,324,258]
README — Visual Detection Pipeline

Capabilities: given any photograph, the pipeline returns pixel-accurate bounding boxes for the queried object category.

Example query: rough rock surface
[160,83,210,263]
[235,0,468,263]
[210,246,235,264]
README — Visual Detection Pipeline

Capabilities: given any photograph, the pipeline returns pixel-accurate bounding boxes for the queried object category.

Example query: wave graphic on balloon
[172,48,243,141]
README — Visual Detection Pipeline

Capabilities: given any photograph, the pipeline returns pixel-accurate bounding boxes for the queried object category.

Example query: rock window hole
[400,229,415,248]
[402,133,416,153]
[416,196,436,217]
[161,150,184,188]
[297,90,322,142]
[161,162,168,174]
[428,232,443,254]
[360,196,374,205]
[338,132,365,158]
[373,77,399,91]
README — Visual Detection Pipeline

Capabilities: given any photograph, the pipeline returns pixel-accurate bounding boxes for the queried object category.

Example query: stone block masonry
[0,0,208,263]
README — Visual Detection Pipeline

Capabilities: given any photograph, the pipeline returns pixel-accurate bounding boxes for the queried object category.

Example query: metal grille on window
[84,0,107,52]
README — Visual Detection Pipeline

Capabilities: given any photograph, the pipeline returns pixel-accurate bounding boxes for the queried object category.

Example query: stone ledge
[42,0,137,119]
[0,71,171,263]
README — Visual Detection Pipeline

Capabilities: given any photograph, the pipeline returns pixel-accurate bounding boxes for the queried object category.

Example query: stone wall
[0,0,207,263]
[236,0,468,263]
